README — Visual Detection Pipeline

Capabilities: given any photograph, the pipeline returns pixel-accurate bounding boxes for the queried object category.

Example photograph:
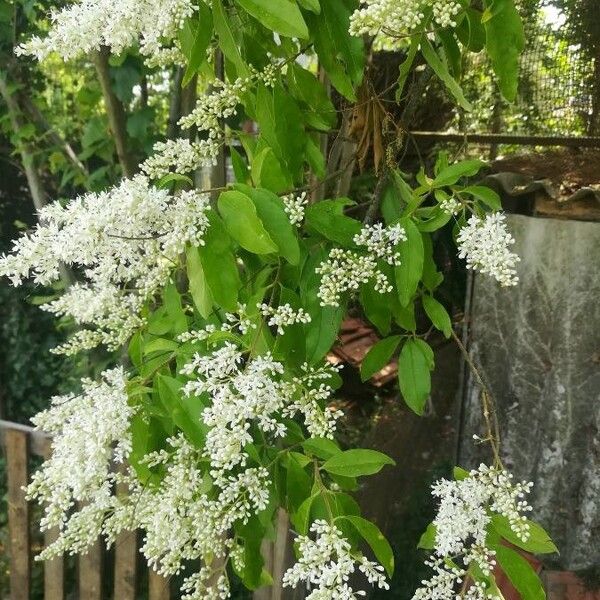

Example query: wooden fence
[0,419,171,600]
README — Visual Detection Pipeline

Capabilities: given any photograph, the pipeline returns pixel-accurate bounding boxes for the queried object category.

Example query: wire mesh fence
[452,0,598,140]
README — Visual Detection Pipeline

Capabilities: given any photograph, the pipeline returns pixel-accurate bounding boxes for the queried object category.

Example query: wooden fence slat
[149,570,171,600]
[113,529,138,599]
[43,527,65,600]
[41,438,64,599]
[6,428,30,600]
[78,539,103,600]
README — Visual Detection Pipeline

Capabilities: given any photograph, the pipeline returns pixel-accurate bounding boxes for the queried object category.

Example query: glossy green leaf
[322,449,395,477]
[360,336,402,382]
[297,0,320,12]
[218,190,278,254]
[198,212,241,311]
[432,159,486,187]
[418,523,437,550]
[394,218,424,307]
[186,245,213,318]
[483,0,525,101]
[305,199,362,246]
[491,515,558,555]
[398,339,431,414]
[235,0,308,39]
[422,294,452,338]
[236,184,300,265]
[495,545,546,600]
[340,515,395,577]
[421,37,472,111]
[212,0,248,76]
[179,3,213,86]
[302,437,341,460]
[305,0,364,100]
[462,185,502,211]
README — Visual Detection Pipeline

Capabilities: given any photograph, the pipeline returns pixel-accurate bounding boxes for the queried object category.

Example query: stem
[451,329,503,468]
[92,46,137,178]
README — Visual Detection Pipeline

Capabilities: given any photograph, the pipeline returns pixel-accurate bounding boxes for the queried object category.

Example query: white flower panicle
[143,65,277,179]
[0,175,211,353]
[180,343,342,473]
[259,302,311,335]
[350,0,462,41]
[353,222,406,265]
[142,138,221,180]
[412,465,533,600]
[456,213,520,287]
[26,367,133,557]
[282,520,389,599]
[17,0,197,63]
[316,249,390,307]
[282,191,308,226]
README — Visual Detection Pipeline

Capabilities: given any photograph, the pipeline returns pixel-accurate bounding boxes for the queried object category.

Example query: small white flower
[259,302,311,334]
[282,192,308,226]
[456,213,520,287]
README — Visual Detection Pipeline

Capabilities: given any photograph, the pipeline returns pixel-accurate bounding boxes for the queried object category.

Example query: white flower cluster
[259,302,311,335]
[349,0,463,40]
[316,222,404,307]
[180,343,342,473]
[353,222,406,265]
[26,367,134,557]
[17,0,197,63]
[143,65,277,179]
[0,176,210,354]
[412,465,533,600]
[282,191,308,226]
[317,249,392,307]
[439,195,461,216]
[282,520,389,599]
[456,213,520,287]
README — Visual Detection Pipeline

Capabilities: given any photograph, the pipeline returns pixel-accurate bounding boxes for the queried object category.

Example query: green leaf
[360,336,402,382]
[462,185,502,211]
[491,515,558,555]
[198,212,241,311]
[218,190,278,254]
[179,4,213,86]
[143,337,179,355]
[421,37,472,111]
[286,452,312,512]
[230,146,249,183]
[483,0,525,101]
[413,339,434,370]
[305,199,362,246]
[293,493,318,534]
[302,437,341,460]
[359,283,392,336]
[456,8,486,52]
[495,545,546,600]
[156,374,208,447]
[422,294,452,338]
[251,145,293,193]
[418,523,437,550]
[398,339,431,414]
[394,218,424,307]
[186,245,214,318]
[297,0,320,12]
[322,449,395,477]
[305,0,364,100]
[236,185,300,265]
[235,0,308,38]
[432,159,486,187]
[255,84,306,183]
[340,515,395,577]
[396,33,422,102]
[156,173,194,189]
[212,0,248,76]
[287,63,337,131]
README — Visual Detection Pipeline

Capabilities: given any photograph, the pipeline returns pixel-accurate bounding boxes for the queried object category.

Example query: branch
[0,74,48,212]
[92,47,137,178]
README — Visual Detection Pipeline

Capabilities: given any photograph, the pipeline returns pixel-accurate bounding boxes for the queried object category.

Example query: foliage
[0,0,558,599]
